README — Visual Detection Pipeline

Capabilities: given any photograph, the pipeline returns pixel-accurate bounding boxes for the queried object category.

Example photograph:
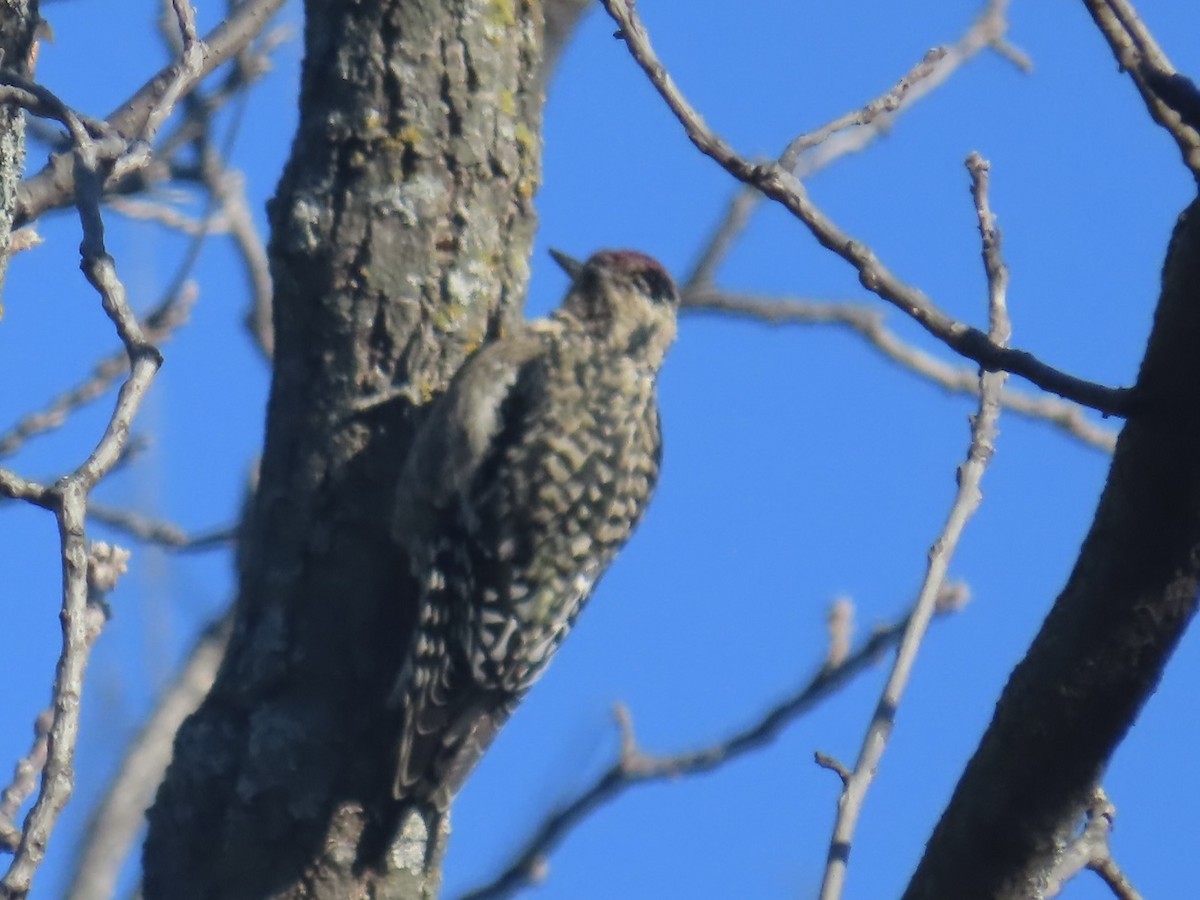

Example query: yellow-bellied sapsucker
[391,249,679,808]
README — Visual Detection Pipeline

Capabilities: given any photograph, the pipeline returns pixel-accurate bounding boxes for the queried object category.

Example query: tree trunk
[905,194,1200,898]
[143,1,543,897]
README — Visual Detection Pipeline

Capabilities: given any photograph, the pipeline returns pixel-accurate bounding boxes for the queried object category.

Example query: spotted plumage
[391,249,679,808]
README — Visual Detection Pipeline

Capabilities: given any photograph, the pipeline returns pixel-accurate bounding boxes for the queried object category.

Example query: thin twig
[0,470,52,508]
[0,72,116,147]
[1090,857,1143,900]
[0,713,52,853]
[1044,788,1143,900]
[0,282,195,459]
[1,129,163,899]
[107,0,207,185]
[458,596,964,900]
[684,289,1116,453]
[0,527,119,897]
[64,615,232,900]
[157,47,274,359]
[191,152,273,359]
[221,170,274,358]
[170,0,201,49]
[600,0,1131,418]
[15,0,287,225]
[87,504,235,552]
[686,0,1028,290]
[1,543,128,854]
[107,197,229,234]
[816,153,1009,900]
[93,18,289,207]
[1081,0,1200,179]
[1,4,259,886]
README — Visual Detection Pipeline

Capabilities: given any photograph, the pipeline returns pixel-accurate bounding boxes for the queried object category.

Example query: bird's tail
[392,672,517,809]
[391,592,518,808]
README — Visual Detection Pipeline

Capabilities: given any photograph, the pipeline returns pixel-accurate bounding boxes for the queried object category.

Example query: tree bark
[143,1,543,897]
[905,194,1200,898]
[0,0,38,304]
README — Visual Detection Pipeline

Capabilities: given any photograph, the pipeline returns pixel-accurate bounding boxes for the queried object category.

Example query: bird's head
[551,248,680,369]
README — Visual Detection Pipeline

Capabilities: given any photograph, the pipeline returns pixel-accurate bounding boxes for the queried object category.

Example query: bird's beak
[548,248,584,280]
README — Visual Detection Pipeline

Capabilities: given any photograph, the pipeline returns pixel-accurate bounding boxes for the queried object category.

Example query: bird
[390,247,679,809]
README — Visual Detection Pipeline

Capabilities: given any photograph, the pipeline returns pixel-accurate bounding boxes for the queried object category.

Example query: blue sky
[2,1,1199,898]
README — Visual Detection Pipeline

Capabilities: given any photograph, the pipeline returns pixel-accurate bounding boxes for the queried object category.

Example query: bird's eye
[638,269,678,306]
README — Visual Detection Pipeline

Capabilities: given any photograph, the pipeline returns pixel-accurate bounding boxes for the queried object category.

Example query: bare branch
[15,0,287,226]
[192,158,273,359]
[0,713,51,854]
[145,46,275,359]
[0,533,118,897]
[684,289,1117,453]
[65,616,232,900]
[96,17,291,208]
[686,0,1028,290]
[903,165,1200,890]
[1044,789,1143,900]
[0,282,194,459]
[119,0,206,168]
[817,153,1010,900]
[0,72,116,147]
[0,469,51,508]
[169,0,201,50]
[1081,0,1200,179]
[87,503,235,552]
[1090,858,1143,900]
[813,750,852,786]
[1,124,164,898]
[107,197,226,234]
[459,596,963,900]
[0,549,127,856]
[600,0,1131,418]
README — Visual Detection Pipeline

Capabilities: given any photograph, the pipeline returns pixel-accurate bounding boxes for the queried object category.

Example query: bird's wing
[392,327,552,806]
[393,327,549,546]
